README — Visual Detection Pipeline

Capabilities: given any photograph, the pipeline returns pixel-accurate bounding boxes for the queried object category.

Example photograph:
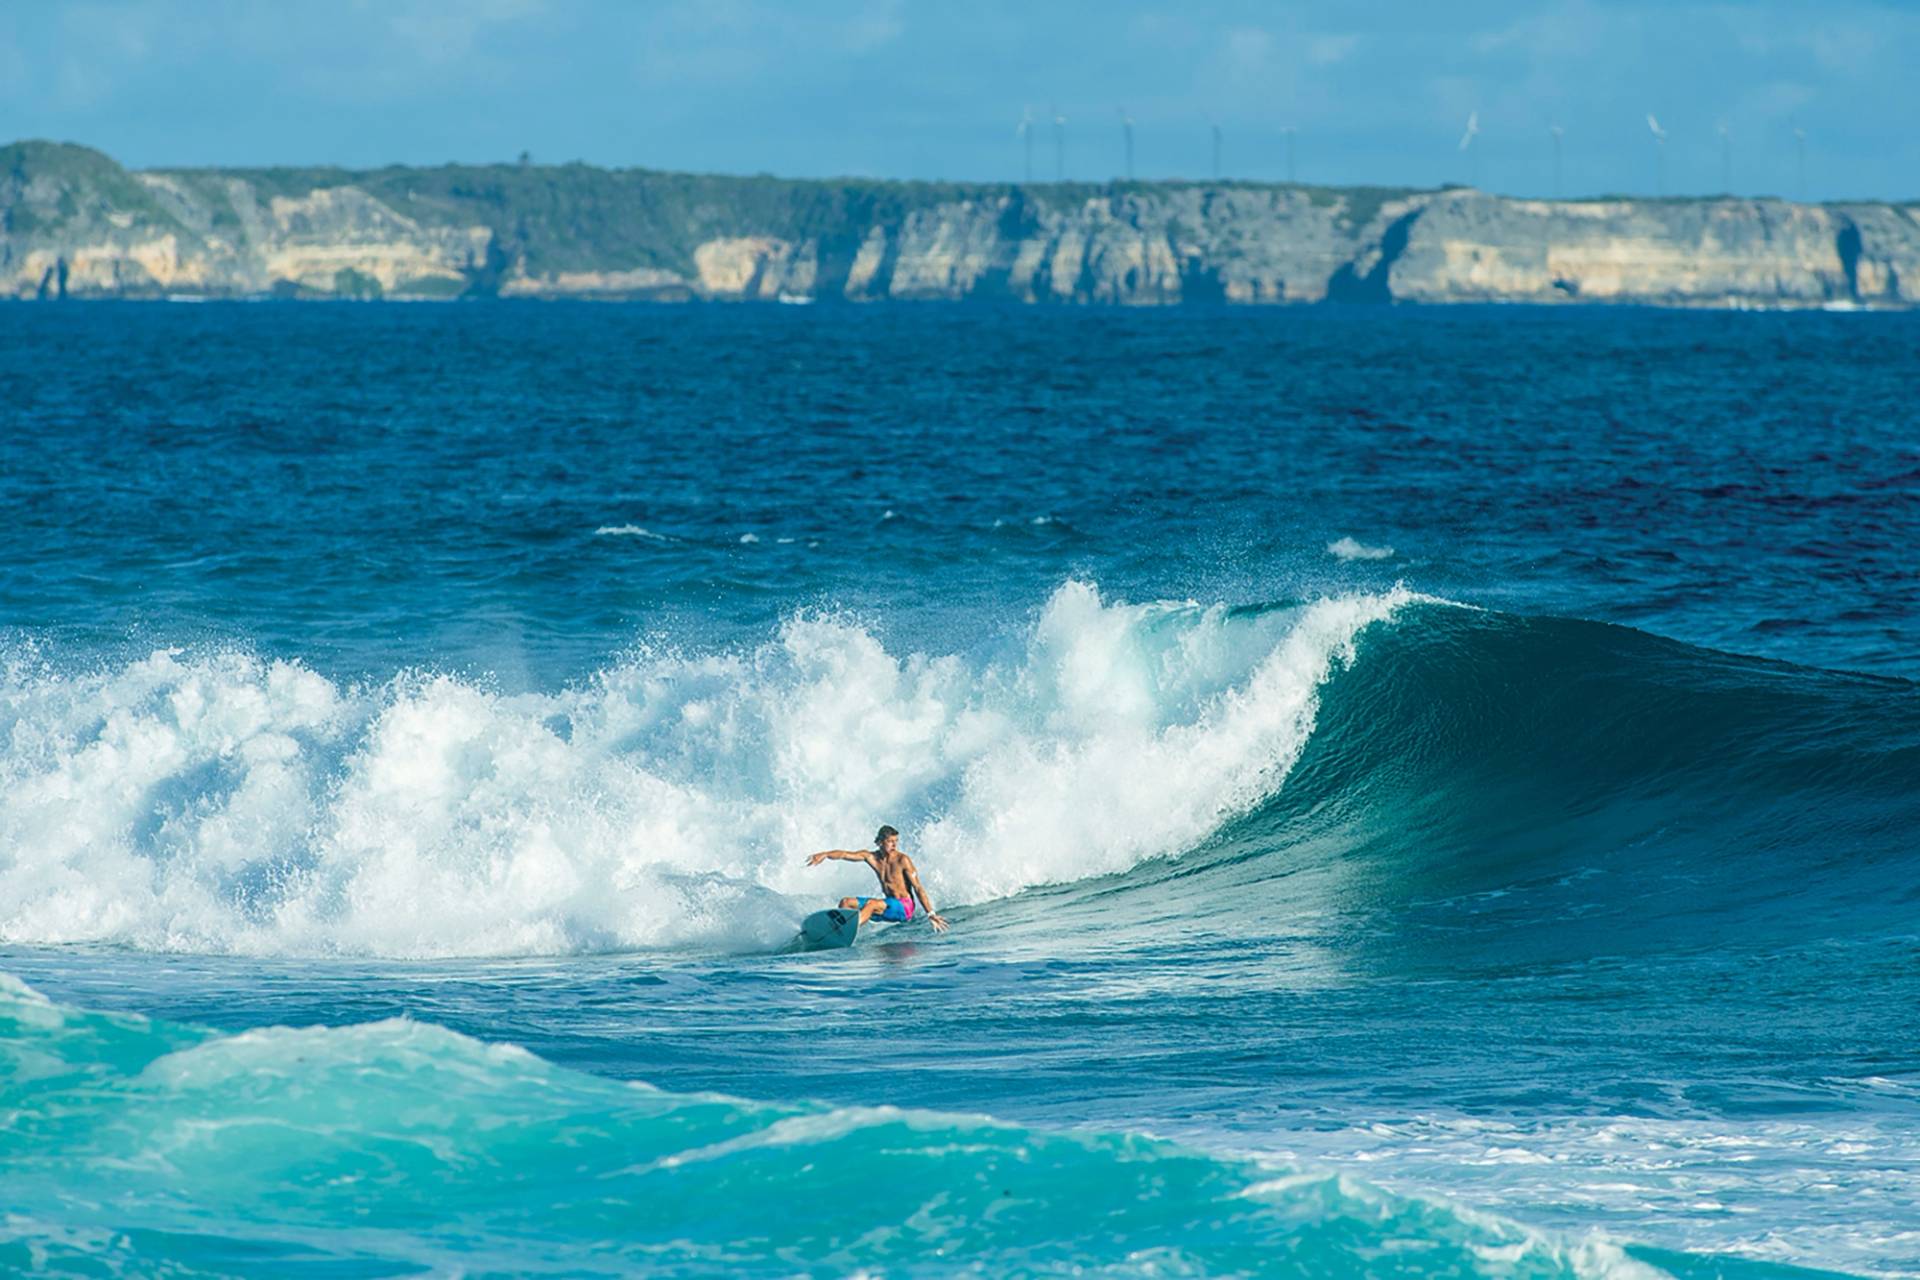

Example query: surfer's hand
[929,913,949,932]
[805,852,828,867]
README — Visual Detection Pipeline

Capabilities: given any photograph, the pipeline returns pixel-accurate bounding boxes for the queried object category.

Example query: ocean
[2,301,1916,1277]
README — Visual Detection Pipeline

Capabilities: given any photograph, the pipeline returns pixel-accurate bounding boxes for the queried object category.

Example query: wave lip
[0,974,1772,1279]
[0,581,1423,958]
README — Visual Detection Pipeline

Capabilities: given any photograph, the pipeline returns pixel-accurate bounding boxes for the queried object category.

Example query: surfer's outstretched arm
[904,858,949,932]
[805,849,877,868]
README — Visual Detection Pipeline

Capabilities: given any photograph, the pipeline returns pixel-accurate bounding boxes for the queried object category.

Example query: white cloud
[631,0,908,93]
[39,1,178,109]
[1428,74,1480,121]
[1807,22,1878,72]
[379,0,550,67]
[1223,25,1274,75]
[840,0,906,53]
[0,40,27,99]
[60,0,160,62]
[1740,77,1817,121]
[1469,1,1618,60]
[53,58,113,110]
[1306,33,1361,67]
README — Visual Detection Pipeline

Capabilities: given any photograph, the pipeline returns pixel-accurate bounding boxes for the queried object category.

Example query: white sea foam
[1327,536,1395,561]
[1267,1113,1920,1278]
[0,583,1422,958]
[594,525,671,540]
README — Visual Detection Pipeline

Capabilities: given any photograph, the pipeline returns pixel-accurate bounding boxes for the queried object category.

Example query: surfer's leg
[856,897,887,924]
[839,897,860,910]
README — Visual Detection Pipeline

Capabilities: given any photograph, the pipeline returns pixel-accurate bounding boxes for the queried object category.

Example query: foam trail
[0,582,1419,958]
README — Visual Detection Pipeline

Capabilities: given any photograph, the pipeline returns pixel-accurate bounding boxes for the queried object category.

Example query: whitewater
[0,582,1431,956]
[3,301,1918,1277]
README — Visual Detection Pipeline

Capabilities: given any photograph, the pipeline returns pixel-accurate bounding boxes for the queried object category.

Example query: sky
[1,0,1914,201]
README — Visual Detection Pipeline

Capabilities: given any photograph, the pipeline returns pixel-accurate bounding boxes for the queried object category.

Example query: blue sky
[2,0,1914,200]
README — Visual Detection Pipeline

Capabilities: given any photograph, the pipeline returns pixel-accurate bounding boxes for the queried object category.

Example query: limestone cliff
[4,141,1915,307]
[1384,191,1916,306]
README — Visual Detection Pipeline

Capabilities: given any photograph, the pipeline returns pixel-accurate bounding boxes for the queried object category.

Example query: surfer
[805,826,949,932]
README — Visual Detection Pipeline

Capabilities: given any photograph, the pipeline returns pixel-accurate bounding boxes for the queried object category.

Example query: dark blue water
[2,303,1917,1277]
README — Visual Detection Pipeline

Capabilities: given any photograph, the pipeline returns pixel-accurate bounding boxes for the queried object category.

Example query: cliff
[5,140,1916,307]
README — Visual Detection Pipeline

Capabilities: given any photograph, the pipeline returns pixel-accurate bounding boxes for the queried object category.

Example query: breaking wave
[0,582,1423,957]
[6,578,1914,965]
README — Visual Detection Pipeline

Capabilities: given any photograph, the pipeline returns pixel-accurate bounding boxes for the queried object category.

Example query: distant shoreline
[5,139,1916,308]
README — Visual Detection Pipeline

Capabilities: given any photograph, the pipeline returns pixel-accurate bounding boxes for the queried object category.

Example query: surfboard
[798,907,860,951]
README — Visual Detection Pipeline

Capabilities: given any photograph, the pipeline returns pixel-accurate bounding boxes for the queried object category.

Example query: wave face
[0,582,1419,957]
[1106,604,1920,966]
[0,972,1804,1279]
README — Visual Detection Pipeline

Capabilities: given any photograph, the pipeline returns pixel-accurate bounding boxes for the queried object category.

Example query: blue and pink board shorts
[859,897,915,922]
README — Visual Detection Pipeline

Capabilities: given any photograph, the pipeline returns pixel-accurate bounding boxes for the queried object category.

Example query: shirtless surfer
[805,826,949,931]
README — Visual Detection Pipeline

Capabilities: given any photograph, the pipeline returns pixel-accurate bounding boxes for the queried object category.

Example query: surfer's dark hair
[876,825,899,843]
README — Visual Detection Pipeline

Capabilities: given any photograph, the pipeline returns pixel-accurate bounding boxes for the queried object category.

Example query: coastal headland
[4,139,1915,307]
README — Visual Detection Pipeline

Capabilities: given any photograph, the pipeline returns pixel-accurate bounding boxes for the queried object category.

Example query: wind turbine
[1717,120,1731,194]
[1211,121,1223,180]
[1017,106,1034,183]
[1119,107,1135,181]
[1646,113,1668,196]
[1550,123,1564,198]
[1052,104,1066,181]
[1458,111,1480,188]
[1282,125,1296,183]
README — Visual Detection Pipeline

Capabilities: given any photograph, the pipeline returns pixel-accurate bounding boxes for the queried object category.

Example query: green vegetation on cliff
[1,141,183,238]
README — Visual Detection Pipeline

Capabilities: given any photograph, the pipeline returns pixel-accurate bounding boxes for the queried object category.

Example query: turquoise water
[1,303,1917,1276]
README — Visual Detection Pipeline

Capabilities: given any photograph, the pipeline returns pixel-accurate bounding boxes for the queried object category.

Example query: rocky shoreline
[4,141,1915,307]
